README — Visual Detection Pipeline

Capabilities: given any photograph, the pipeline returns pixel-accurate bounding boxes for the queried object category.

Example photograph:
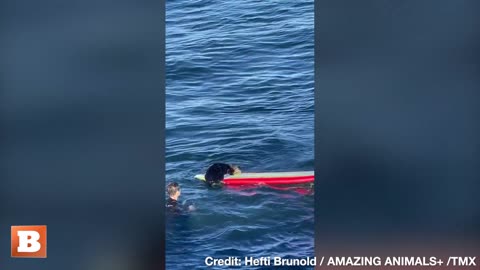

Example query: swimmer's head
[167,182,181,199]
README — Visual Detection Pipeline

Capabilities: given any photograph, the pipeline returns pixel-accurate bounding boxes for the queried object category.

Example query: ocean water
[166,0,314,268]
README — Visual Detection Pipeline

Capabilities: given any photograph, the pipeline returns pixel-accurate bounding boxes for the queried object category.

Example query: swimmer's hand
[188,205,196,211]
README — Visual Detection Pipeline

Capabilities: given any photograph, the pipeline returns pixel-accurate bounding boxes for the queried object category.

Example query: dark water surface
[166,0,314,268]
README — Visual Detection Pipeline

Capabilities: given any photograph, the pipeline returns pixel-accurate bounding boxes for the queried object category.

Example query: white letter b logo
[11,225,47,258]
[17,231,41,252]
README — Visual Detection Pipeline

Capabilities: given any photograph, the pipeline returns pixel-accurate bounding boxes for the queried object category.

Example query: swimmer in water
[166,182,195,213]
[205,163,241,187]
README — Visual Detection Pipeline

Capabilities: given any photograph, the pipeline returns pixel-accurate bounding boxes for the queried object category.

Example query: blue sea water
[166,0,314,268]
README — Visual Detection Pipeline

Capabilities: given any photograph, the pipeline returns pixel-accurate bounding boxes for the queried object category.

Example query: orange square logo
[11,225,47,258]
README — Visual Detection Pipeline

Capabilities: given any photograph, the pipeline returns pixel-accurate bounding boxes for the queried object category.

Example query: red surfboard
[195,171,314,186]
